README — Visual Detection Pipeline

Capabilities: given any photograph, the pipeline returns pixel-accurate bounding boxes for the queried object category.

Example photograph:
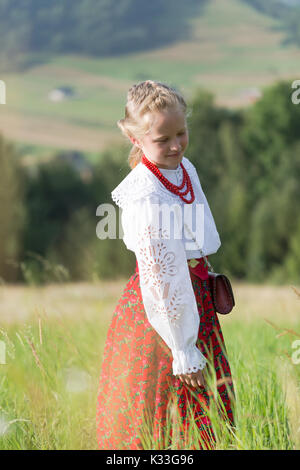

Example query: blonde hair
[117,80,188,169]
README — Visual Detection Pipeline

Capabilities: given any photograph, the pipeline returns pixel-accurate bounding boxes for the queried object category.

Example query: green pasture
[0,281,299,450]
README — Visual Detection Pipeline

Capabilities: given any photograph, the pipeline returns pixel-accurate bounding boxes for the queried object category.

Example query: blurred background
[0,0,300,450]
[0,0,300,284]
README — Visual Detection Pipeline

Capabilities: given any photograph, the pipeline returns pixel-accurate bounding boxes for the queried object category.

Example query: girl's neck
[159,164,180,170]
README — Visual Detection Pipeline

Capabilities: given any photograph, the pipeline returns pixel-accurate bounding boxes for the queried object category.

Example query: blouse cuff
[172,345,207,376]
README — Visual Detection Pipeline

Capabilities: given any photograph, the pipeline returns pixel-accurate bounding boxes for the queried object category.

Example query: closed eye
[154,131,186,143]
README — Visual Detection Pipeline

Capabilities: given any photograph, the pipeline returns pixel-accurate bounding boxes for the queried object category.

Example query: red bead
[141,154,195,204]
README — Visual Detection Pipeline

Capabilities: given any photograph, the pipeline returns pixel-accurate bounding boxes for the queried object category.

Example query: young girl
[96,80,235,450]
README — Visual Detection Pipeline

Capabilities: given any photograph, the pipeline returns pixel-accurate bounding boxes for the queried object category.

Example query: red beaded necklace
[141,154,195,204]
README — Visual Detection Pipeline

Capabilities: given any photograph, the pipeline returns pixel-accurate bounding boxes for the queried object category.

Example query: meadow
[0,279,299,450]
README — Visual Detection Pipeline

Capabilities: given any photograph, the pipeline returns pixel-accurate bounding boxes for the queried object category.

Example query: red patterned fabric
[96,257,235,450]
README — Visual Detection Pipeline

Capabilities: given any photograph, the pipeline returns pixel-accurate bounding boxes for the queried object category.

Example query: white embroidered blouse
[111,156,221,376]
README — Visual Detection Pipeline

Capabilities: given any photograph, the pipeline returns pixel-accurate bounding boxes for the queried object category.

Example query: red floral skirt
[96,257,235,450]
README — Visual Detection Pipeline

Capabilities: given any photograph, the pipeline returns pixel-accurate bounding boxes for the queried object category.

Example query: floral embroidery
[136,223,184,324]
[149,287,186,325]
[137,223,170,241]
[138,242,177,283]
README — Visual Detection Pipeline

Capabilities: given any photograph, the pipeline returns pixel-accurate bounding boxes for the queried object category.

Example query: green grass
[0,282,299,449]
[0,303,110,449]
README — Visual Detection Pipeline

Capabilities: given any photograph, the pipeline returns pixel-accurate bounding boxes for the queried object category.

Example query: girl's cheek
[182,135,188,148]
[158,143,168,152]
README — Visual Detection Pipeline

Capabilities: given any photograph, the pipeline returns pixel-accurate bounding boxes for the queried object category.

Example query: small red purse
[188,258,235,315]
[207,271,235,315]
[185,223,235,315]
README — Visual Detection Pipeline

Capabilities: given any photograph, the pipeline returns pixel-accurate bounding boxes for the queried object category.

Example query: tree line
[2,1,300,72]
[0,0,208,71]
[0,79,299,285]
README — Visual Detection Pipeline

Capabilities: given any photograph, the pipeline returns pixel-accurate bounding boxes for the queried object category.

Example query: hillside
[0,0,300,154]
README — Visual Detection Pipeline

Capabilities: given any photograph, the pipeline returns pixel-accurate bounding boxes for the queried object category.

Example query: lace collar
[111,156,197,209]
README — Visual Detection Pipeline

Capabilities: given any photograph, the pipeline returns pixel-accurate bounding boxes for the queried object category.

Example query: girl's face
[134,107,189,169]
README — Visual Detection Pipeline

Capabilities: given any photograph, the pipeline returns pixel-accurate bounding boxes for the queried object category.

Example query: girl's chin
[145,154,183,169]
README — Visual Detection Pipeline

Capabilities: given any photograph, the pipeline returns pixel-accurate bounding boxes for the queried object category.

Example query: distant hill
[0,0,300,154]
[0,0,208,72]
[242,0,300,47]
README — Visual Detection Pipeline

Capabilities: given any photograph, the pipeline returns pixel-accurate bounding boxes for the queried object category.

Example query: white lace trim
[111,170,156,209]
[111,156,194,209]
[172,346,207,375]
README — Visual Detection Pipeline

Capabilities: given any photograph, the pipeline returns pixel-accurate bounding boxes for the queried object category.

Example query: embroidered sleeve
[131,195,207,376]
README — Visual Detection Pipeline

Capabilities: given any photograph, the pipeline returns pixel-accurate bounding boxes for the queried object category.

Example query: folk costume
[96,155,235,449]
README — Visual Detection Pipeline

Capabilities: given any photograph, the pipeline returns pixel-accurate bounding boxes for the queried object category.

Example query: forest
[0,0,208,70]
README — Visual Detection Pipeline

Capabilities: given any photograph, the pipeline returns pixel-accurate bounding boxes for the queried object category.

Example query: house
[48,86,75,102]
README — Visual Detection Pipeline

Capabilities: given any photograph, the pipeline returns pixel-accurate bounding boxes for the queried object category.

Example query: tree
[0,134,25,281]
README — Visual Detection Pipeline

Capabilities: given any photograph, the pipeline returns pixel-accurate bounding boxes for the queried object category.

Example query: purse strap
[183,222,215,273]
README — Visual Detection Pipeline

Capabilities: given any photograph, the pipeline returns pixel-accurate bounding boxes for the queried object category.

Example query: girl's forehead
[146,108,186,133]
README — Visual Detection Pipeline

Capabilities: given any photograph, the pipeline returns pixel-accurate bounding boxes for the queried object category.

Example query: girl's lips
[168,152,181,157]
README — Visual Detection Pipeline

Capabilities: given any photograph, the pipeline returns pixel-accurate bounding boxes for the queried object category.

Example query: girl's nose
[170,138,181,151]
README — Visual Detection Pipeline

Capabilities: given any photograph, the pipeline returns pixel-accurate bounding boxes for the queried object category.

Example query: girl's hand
[178,368,207,388]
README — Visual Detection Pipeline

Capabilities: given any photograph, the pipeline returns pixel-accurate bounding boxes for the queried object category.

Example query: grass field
[0,280,299,450]
[1,0,300,156]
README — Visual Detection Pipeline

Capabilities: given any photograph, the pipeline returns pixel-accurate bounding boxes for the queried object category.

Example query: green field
[1,0,300,156]
[0,281,299,449]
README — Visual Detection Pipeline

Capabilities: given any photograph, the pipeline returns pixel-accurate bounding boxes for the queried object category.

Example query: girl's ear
[130,136,141,148]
